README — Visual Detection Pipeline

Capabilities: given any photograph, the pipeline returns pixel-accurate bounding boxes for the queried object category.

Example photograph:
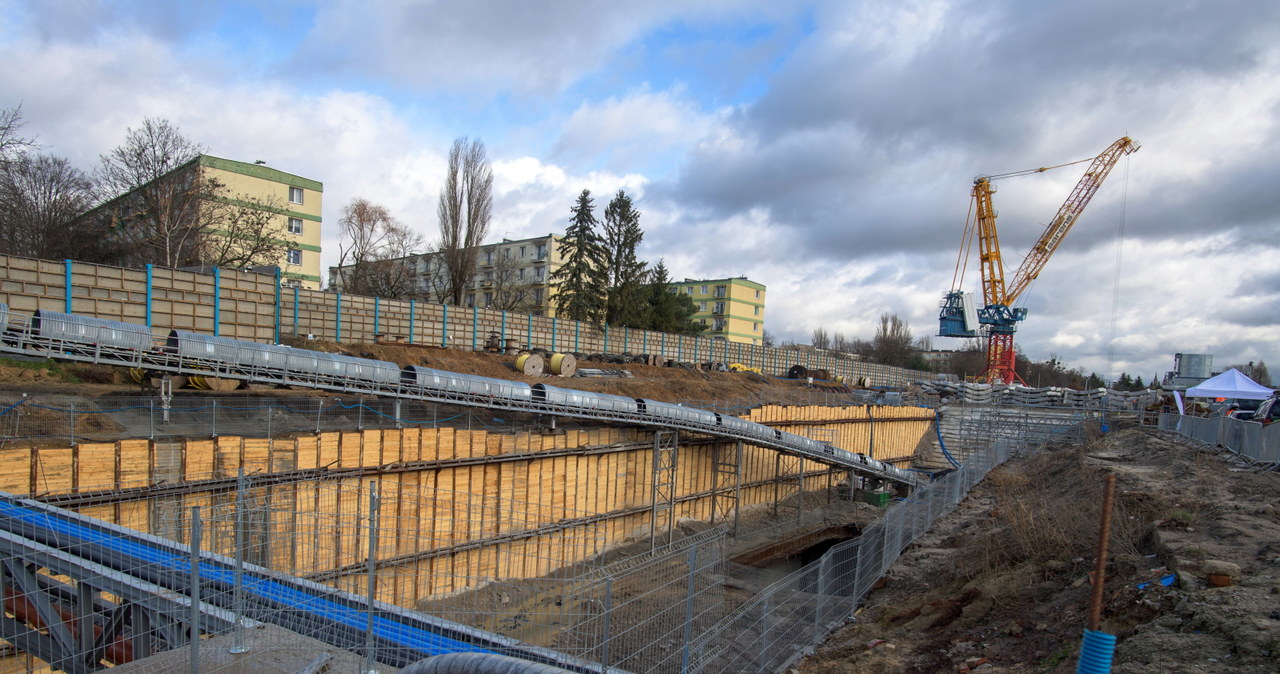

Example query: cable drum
[547,353,576,376]
[787,364,808,379]
[515,353,544,376]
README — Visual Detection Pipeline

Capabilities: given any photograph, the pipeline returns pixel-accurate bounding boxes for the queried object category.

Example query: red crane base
[982,332,1024,385]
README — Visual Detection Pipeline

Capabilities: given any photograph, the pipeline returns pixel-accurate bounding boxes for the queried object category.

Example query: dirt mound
[798,426,1280,673]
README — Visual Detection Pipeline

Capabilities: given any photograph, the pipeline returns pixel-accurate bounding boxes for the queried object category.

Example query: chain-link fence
[1158,412,1280,467]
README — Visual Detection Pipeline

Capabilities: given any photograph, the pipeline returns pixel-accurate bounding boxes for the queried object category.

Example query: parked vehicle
[1248,395,1280,425]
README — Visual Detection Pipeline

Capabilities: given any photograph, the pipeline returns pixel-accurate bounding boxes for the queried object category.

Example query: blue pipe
[1076,629,1116,673]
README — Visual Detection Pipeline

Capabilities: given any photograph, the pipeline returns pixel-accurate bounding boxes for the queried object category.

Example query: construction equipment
[939,137,1140,384]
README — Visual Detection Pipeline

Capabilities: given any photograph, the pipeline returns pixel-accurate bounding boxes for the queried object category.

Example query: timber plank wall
[0,254,933,387]
[0,404,933,606]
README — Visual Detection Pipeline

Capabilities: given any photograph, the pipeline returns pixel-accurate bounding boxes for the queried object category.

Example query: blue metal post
[145,264,153,327]
[500,311,507,345]
[603,325,609,354]
[472,306,478,351]
[293,286,299,337]
[213,268,222,336]
[409,300,415,344]
[527,314,533,349]
[574,321,580,352]
[273,268,281,343]
[551,317,558,351]
[624,327,628,353]
[441,304,449,348]
[63,259,72,313]
[374,297,380,338]
[335,292,342,343]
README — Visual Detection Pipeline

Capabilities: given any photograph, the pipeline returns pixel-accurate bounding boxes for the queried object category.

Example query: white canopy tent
[1184,368,1274,400]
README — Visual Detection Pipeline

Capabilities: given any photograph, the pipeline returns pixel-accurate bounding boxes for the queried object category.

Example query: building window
[698,302,706,311]
[714,285,727,298]
[520,245,527,258]
[287,217,303,235]
[685,287,693,295]
[286,249,302,265]
[505,248,513,259]
[753,322,759,332]
[755,290,761,299]
[288,187,304,204]
[754,306,760,316]
[700,285,708,295]
[668,287,678,294]
[465,294,475,307]
[483,292,492,308]
[536,244,548,259]
[714,318,727,331]
[713,302,725,314]
[533,288,544,304]
[518,268,525,280]
[485,250,494,264]
[535,267,545,281]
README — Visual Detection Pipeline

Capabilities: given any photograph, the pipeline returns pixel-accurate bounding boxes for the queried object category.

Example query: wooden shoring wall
[0,404,931,605]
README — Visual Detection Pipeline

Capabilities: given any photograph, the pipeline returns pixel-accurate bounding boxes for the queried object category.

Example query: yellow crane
[939,137,1140,384]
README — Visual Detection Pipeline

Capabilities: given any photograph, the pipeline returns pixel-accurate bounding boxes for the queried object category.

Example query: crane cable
[951,196,978,291]
[1104,151,1134,385]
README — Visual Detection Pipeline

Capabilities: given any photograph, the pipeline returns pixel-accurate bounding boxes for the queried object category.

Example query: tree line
[551,189,702,335]
[0,107,295,271]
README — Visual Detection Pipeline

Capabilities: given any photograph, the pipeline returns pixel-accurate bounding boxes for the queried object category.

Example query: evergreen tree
[645,259,703,335]
[602,190,649,327]
[550,190,608,324]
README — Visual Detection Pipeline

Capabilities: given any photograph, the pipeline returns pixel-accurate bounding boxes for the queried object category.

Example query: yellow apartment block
[672,277,766,344]
[199,156,323,289]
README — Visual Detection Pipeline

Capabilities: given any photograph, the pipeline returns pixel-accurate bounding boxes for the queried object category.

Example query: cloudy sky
[3,0,1278,383]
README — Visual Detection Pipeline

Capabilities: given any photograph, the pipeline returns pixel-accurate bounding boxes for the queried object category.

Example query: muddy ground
[798,425,1280,673]
[0,341,861,409]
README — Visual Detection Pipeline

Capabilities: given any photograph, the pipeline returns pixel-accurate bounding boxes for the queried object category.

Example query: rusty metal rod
[1088,473,1117,631]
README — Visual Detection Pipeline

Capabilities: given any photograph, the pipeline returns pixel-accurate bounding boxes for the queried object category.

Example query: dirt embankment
[798,426,1280,673]
[0,341,856,406]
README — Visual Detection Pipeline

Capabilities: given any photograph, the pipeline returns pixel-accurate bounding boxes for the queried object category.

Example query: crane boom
[1003,136,1140,305]
[938,137,1140,384]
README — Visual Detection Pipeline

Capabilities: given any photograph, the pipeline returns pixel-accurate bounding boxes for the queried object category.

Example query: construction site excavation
[0,257,1272,674]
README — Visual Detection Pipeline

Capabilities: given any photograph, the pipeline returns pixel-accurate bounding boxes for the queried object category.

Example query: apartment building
[330,234,565,316]
[670,277,766,344]
[92,155,323,288]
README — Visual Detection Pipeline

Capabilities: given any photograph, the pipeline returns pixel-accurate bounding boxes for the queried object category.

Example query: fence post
[213,267,221,336]
[68,401,75,446]
[551,317,558,351]
[364,481,381,673]
[64,259,73,313]
[273,267,281,344]
[682,544,698,673]
[408,299,415,344]
[230,469,248,654]
[374,297,380,339]
[441,304,449,348]
[601,579,613,670]
[472,306,478,351]
[293,286,300,337]
[189,506,203,674]
[145,264,153,327]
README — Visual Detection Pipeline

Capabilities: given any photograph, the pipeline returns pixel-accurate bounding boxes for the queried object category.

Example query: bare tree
[195,192,290,269]
[334,198,423,298]
[811,327,831,350]
[0,106,36,166]
[436,137,493,305]
[0,153,102,260]
[94,118,292,270]
[488,249,538,312]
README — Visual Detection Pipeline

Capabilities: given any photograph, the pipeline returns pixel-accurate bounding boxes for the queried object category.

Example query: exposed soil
[0,342,864,408]
[798,425,1280,673]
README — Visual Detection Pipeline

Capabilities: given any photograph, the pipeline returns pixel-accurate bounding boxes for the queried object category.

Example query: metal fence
[1158,413,1280,467]
[0,398,1091,673]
